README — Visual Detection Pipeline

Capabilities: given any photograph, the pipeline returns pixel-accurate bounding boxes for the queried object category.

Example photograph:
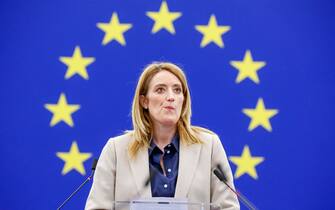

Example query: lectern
[109,199,222,210]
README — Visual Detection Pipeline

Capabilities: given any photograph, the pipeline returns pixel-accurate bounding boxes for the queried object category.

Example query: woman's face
[141,70,184,127]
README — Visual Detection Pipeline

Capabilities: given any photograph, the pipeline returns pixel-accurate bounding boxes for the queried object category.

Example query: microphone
[144,166,158,187]
[133,166,158,199]
[57,159,98,210]
[213,166,258,210]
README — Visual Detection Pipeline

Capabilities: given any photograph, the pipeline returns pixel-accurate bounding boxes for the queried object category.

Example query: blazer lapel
[174,142,202,198]
[128,145,152,198]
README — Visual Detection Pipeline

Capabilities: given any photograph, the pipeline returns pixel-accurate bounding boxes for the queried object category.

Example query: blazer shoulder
[106,132,134,150]
[193,128,224,151]
[193,128,219,143]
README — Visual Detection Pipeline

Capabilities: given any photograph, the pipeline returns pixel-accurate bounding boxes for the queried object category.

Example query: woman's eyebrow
[153,83,167,88]
[153,83,182,88]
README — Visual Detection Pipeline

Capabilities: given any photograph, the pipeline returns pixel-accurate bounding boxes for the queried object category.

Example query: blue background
[1,0,334,209]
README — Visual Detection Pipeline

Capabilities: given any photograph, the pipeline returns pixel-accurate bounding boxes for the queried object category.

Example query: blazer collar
[174,142,202,198]
[128,143,152,198]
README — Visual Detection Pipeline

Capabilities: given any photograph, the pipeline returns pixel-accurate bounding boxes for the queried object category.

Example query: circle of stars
[43,0,279,180]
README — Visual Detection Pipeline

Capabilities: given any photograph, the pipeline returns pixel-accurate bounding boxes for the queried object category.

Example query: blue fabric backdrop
[1,0,334,209]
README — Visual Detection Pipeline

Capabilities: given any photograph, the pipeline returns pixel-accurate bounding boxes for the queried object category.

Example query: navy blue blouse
[148,135,179,197]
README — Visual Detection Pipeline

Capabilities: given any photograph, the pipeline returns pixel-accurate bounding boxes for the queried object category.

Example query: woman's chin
[159,118,178,127]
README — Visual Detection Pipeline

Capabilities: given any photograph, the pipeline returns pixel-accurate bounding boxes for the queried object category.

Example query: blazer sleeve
[85,139,116,210]
[210,134,240,210]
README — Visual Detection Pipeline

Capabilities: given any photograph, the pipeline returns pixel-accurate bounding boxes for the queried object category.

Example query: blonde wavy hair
[128,62,213,157]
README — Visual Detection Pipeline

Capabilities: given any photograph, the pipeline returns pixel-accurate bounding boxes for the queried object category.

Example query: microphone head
[213,169,225,182]
[216,164,228,182]
[91,159,98,171]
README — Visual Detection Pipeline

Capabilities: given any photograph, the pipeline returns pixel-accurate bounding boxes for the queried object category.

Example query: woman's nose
[166,90,175,101]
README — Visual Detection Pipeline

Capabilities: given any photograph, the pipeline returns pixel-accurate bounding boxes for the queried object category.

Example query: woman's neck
[152,124,177,151]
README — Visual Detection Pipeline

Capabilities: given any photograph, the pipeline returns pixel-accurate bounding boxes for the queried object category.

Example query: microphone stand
[57,159,98,210]
[213,168,258,210]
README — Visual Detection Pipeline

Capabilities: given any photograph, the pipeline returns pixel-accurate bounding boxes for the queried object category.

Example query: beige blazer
[85,131,240,210]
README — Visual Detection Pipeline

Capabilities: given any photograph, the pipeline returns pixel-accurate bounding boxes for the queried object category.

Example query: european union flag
[1,0,334,209]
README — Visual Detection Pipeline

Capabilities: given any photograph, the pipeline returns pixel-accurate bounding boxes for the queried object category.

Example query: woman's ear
[139,95,148,109]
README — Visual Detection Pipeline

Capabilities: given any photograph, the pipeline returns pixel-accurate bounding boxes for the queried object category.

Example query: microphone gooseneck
[57,158,98,210]
[213,166,258,210]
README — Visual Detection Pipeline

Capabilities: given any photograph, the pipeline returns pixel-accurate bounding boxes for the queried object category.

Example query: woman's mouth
[164,106,175,110]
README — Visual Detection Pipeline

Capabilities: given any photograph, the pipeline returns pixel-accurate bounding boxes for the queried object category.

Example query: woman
[85,62,240,209]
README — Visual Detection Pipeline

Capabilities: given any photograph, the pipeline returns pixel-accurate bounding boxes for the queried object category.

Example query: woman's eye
[156,87,164,93]
[174,88,182,94]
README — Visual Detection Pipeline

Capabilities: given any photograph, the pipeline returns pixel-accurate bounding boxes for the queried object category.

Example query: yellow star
[229,145,264,179]
[59,46,95,80]
[230,50,266,84]
[146,1,182,34]
[195,14,231,48]
[44,93,80,127]
[97,12,132,46]
[56,141,92,175]
[242,98,279,132]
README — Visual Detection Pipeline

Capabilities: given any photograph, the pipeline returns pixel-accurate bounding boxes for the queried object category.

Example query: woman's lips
[164,106,175,110]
